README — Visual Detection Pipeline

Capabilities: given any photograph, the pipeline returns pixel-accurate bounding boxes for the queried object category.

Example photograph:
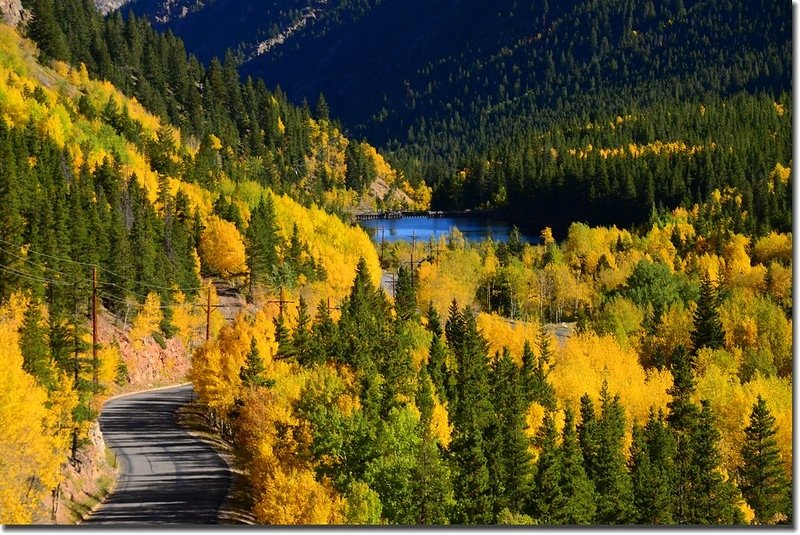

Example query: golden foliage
[0,294,66,524]
[129,292,162,348]
[550,332,673,429]
[696,366,792,476]
[564,223,628,276]
[416,248,484,319]
[476,313,539,365]
[237,374,347,525]
[96,344,121,387]
[191,314,251,414]
[306,119,348,187]
[199,216,247,277]
[430,396,452,449]
[770,163,791,185]
[170,290,204,344]
[752,232,792,265]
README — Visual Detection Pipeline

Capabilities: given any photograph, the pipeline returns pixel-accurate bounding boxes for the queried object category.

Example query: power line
[0,237,201,293]
[0,244,79,279]
[0,237,98,268]
[97,290,190,310]
[100,280,163,301]
[0,264,73,287]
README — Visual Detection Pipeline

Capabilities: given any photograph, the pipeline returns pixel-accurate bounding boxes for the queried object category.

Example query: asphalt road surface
[84,384,230,525]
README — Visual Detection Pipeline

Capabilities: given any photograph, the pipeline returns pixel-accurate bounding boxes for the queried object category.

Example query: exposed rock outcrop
[0,0,26,26]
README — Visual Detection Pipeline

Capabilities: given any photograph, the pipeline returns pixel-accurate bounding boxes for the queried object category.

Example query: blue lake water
[358,216,537,243]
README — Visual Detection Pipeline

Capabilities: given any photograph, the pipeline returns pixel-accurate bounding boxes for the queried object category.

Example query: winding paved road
[84,384,230,525]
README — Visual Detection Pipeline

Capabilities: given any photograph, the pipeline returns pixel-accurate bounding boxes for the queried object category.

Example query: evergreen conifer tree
[427,333,448,403]
[555,406,597,525]
[293,296,313,365]
[310,298,337,363]
[426,301,442,336]
[27,0,71,61]
[593,382,635,523]
[273,311,294,360]
[577,394,599,481]
[447,305,494,524]
[411,370,455,527]
[629,410,677,524]
[666,345,700,524]
[245,195,280,293]
[394,264,417,321]
[487,347,531,517]
[691,273,725,353]
[529,411,562,523]
[685,401,743,525]
[240,337,270,387]
[739,396,789,524]
[19,301,55,391]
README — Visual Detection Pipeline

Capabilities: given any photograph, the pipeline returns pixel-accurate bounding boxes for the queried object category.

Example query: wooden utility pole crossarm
[267,287,294,315]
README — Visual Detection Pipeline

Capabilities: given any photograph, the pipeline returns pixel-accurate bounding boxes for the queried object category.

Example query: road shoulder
[175,401,256,525]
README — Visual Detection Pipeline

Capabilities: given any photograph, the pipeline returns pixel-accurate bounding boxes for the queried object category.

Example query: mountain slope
[0,19,382,522]
[114,0,790,156]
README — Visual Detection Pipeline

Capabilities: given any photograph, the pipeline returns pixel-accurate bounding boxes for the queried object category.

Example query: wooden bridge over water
[353,210,475,221]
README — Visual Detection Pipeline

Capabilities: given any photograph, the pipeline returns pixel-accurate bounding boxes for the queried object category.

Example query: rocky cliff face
[0,0,26,26]
[94,0,135,15]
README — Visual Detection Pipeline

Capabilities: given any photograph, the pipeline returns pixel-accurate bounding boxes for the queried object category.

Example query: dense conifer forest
[0,0,792,526]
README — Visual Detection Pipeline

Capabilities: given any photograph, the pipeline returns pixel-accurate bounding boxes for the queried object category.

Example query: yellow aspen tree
[129,292,162,349]
[0,297,63,524]
[199,216,247,277]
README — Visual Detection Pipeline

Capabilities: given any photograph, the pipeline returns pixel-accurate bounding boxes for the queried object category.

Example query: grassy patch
[67,475,114,523]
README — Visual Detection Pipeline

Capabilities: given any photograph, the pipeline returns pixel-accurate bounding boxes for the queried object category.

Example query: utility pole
[200,282,226,342]
[268,287,294,316]
[92,266,98,385]
[326,296,343,314]
[379,226,386,267]
[206,285,211,341]
[404,231,419,288]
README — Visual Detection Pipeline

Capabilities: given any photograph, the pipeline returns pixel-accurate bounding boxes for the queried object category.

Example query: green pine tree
[507,225,524,257]
[577,394,600,481]
[666,345,700,524]
[426,301,442,336]
[394,264,417,321]
[240,337,271,387]
[27,0,71,61]
[529,411,562,523]
[293,296,313,365]
[309,298,337,364]
[488,347,532,517]
[273,311,295,361]
[412,366,455,525]
[19,300,56,391]
[691,273,725,353]
[555,406,597,525]
[593,381,635,524]
[739,396,789,524]
[245,194,280,294]
[426,333,448,403]
[447,304,494,524]
[629,410,677,524]
[685,400,744,525]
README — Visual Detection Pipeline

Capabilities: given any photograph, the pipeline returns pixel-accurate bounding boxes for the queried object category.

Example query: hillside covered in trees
[192,199,793,525]
[0,0,793,527]
[94,0,791,237]
[0,18,386,522]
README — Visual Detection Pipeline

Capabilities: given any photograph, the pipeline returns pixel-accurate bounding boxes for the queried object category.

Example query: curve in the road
[84,384,231,525]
